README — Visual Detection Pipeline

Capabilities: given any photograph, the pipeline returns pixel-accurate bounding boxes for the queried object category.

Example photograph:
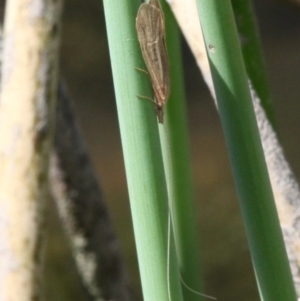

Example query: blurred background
[44,0,300,300]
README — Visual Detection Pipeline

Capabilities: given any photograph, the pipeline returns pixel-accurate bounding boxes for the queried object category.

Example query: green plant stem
[159,2,206,301]
[231,0,276,129]
[102,1,183,301]
[195,1,297,301]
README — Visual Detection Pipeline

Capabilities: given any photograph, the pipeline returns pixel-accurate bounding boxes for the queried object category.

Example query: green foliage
[195,0,297,300]
[103,1,183,301]
[103,0,297,301]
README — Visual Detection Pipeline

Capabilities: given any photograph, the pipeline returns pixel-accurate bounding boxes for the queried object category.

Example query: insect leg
[135,67,149,76]
[136,94,156,105]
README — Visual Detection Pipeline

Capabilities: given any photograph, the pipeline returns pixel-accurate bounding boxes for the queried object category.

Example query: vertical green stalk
[195,1,297,301]
[102,1,183,301]
[159,2,206,301]
[231,0,276,129]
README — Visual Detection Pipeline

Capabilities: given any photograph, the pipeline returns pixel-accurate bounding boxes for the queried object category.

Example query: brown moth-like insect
[136,0,170,124]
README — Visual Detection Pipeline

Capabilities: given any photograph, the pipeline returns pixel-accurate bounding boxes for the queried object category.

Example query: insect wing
[149,0,162,10]
[136,3,170,106]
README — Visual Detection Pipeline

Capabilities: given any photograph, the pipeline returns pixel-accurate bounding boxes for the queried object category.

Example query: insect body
[136,0,170,123]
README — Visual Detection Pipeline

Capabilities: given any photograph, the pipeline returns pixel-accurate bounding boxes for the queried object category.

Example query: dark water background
[45,1,300,300]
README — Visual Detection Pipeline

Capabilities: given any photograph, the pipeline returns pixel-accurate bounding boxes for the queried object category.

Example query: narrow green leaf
[195,1,297,300]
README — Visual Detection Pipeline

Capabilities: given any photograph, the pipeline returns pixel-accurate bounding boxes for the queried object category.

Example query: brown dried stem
[0,0,62,300]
